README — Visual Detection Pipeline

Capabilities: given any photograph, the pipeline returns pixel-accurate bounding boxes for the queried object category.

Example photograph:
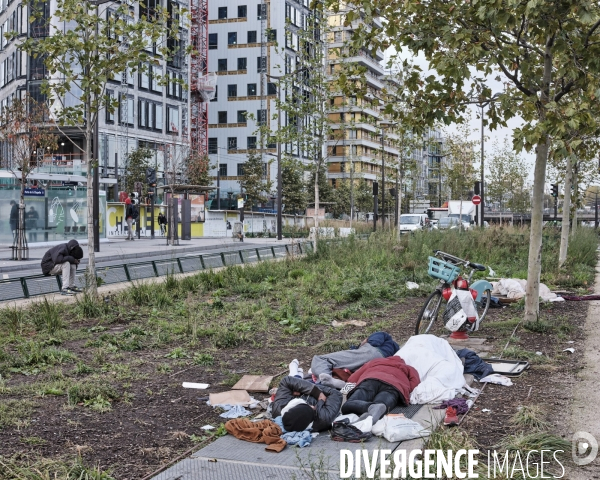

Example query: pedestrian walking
[40,239,84,295]
[125,198,138,240]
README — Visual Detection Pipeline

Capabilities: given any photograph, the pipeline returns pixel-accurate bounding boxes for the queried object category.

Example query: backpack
[131,206,139,220]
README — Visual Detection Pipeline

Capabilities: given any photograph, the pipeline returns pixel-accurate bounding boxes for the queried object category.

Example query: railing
[0,242,314,302]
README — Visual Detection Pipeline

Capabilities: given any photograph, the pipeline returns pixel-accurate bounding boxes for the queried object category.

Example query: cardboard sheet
[232,375,273,392]
[209,390,252,406]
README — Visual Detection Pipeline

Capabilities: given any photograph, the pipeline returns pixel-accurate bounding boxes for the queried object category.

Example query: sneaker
[68,286,83,293]
[331,420,372,443]
[60,289,75,296]
[444,406,459,426]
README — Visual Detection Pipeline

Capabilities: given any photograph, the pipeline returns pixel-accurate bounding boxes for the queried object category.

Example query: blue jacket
[367,332,399,358]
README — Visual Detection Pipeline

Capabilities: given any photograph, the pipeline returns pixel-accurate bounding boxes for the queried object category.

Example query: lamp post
[266,67,309,241]
[379,121,396,230]
[477,92,501,227]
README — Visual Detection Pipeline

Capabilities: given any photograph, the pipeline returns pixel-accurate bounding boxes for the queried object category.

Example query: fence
[0,241,314,302]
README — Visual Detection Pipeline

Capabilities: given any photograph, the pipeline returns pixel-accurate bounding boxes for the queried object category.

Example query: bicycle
[415,250,493,335]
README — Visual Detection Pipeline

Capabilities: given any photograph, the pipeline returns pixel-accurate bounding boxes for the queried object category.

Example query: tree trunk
[18,177,25,260]
[571,165,578,237]
[524,38,553,323]
[86,118,97,296]
[314,166,319,252]
[558,155,573,268]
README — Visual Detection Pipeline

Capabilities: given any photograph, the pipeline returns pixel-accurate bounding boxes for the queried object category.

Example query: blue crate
[428,256,460,282]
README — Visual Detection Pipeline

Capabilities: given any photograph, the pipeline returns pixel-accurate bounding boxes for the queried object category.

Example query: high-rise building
[206,0,317,210]
[0,0,190,243]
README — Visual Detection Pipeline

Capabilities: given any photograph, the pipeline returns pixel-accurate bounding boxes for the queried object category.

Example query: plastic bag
[371,415,430,442]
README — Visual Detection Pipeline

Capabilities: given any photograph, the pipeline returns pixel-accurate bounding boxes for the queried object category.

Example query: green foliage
[282,158,307,214]
[238,151,273,209]
[31,298,64,334]
[487,139,530,214]
[0,399,37,428]
[193,353,214,366]
[165,347,189,359]
[123,147,152,197]
[67,382,119,406]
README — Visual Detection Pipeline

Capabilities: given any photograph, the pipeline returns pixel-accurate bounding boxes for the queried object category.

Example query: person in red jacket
[341,356,420,423]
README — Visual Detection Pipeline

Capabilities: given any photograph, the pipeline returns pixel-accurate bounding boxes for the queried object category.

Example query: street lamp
[476,92,501,227]
[265,67,309,241]
[379,120,397,230]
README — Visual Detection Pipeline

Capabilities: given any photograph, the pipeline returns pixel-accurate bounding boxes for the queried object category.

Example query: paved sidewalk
[568,263,600,479]
[0,237,291,275]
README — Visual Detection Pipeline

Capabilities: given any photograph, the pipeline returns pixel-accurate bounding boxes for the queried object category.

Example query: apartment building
[0,0,189,243]
[206,0,316,208]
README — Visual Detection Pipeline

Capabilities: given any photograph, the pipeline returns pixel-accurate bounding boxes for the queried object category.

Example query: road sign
[472,195,481,205]
[24,188,45,197]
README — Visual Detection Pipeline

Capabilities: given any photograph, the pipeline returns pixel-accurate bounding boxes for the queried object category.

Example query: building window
[218,59,227,71]
[139,65,150,89]
[247,136,256,150]
[257,56,266,72]
[237,57,247,70]
[257,109,266,125]
[228,32,237,45]
[248,30,257,43]
[167,69,184,99]
[237,110,247,123]
[137,98,163,132]
[349,129,357,139]
[212,85,218,102]
[209,33,218,49]
[167,105,179,133]
[247,83,257,96]
[257,3,266,19]
[227,137,237,150]
[219,163,228,176]
[238,5,247,18]
[267,136,276,148]
[106,90,115,123]
[267,82,276,95]
[208,138,218,154]
[267,29,276,42]
[227,84,237,98]
[237,163,245,176]
[218,111,227,124]
[218,7,227,19]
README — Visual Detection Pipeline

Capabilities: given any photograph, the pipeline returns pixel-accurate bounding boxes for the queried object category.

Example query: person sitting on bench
[311,331,399,389]
[271,376,342,432]
[40,239,84,296]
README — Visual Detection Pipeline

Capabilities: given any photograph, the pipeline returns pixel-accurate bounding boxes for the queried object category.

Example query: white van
[399,214,429,234]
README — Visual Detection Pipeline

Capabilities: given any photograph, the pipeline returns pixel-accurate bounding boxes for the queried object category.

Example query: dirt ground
[0,294,589,479]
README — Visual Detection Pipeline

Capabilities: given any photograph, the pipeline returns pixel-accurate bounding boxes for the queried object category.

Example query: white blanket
[491,279,564,302]
[395,335,465,404]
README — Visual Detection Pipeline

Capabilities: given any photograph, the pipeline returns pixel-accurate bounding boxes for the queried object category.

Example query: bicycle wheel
[475,289,492,324]
[415,290,444,335]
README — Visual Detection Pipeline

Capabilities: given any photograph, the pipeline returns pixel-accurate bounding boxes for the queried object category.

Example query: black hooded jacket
[41,239,84,275]
[271,376,343,432]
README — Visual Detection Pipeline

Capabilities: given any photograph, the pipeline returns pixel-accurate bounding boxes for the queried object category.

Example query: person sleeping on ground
[341,356,420,423]
[311,331,399,389]
[271,376,343,432]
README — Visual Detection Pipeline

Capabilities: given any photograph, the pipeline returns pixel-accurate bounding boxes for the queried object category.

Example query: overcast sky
[384,49,537,184]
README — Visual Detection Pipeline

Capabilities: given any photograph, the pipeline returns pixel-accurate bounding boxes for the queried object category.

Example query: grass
[0,227,595,476]
[510,405,550,430]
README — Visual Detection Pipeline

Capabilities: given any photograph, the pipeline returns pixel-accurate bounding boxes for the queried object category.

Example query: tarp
[395,335,465,404]
[491,279,564,302]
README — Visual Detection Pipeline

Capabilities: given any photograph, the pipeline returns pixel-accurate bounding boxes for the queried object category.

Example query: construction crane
[189,0,215,160]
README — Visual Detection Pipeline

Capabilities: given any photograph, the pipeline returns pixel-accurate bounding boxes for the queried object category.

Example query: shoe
[68,286,83,293]
[331,420,372,443]
[444,406,459,426]
[60,289,75,296]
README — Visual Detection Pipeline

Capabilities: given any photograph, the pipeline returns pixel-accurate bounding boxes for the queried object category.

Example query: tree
[0,97,57,259]
[239,151,273,209]
[186,152,211,188]
[443,124,478,227]
[281,158,306,214]
[328,0,600,321]
[123,147,152,197]
[487,139,529,214]
[21,0,181,295]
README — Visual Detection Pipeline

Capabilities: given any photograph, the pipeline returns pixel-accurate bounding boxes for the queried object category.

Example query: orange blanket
[224,418,287,453]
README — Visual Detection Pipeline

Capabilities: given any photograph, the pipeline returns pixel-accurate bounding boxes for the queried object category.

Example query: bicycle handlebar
[433,250,487,272]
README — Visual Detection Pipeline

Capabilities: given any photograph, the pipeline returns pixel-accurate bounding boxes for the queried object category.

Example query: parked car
[437,217,462,230]
[399,214,429,234]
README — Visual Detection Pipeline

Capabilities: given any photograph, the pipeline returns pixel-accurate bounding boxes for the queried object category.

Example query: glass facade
[0,182,106,244]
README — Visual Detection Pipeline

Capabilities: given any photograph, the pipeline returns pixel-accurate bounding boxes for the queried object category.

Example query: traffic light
[373,182,379,196]
[551,184,558,197]
[146,167,157,187]
[474,181,480,195]
[389,188,396,197]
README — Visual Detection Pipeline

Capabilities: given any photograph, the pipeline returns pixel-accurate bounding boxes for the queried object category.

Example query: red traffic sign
[472,195,481,205]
